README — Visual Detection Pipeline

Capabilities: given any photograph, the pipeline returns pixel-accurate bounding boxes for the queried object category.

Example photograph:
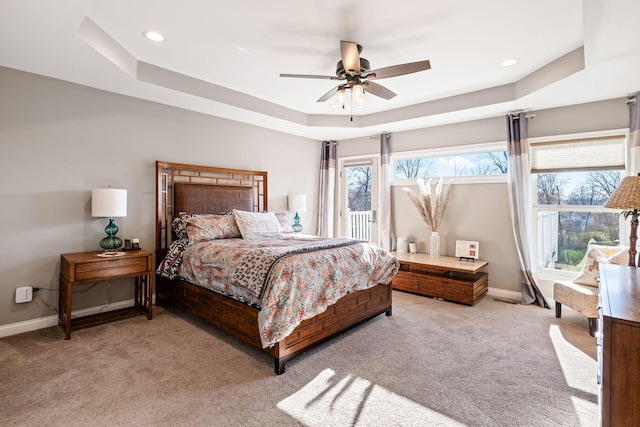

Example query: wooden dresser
[391,252,488,305]
[598,264,640,426]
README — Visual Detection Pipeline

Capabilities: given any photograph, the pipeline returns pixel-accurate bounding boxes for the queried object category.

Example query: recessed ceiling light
[143,31,165,42]
[501,58,519,67]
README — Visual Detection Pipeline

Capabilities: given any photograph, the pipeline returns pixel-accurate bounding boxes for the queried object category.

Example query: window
[532,131,627,272]
[392,142,507,183]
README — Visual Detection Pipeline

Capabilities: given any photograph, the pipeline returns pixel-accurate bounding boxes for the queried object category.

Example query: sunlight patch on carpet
[549,325,597,394]
[277,368,464,426]
[549,324,598,425]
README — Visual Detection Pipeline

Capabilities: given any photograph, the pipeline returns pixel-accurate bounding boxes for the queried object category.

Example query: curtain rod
[510,113,537,119]
[627,96,637,104]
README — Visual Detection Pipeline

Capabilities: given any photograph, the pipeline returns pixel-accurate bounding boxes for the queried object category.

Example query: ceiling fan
[280,40,431,107]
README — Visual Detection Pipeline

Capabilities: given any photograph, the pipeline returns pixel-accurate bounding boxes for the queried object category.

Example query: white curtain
[317,140,337,237]
[629,93,640,174]
[506,113,549,308]
[380,133,393,250]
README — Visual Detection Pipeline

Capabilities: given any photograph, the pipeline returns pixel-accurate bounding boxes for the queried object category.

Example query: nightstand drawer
[74,257,148,281]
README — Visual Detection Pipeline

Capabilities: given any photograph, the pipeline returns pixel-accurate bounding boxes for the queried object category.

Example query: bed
[155,161,398,374]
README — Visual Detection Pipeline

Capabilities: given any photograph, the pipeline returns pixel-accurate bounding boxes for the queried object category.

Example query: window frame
[390,141,508,186]
[530,128,630,278]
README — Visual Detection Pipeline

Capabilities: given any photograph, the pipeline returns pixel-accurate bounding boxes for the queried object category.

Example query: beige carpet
[0,291,598,426]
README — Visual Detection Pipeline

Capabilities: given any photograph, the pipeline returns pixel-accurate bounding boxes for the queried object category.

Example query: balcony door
[339,156,379,243]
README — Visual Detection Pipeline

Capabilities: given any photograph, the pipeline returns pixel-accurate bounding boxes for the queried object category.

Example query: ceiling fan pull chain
[350,97,353,122]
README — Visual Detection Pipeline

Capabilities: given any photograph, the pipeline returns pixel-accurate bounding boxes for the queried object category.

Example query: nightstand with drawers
[58,250,154,339]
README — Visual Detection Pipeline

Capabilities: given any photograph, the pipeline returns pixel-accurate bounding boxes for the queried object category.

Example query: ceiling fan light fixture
[352,84,365,107]
[143,31,165,42]
[331,88,345,109]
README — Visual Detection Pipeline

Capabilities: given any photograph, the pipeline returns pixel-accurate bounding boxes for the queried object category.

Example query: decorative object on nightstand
[455,240,480,261]
[402,177,452,258]
[289,193,307,233]
[604,173,640,266]
[92,188,127,251]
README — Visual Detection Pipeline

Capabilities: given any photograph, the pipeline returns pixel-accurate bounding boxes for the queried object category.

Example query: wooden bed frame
[155,161,392,374]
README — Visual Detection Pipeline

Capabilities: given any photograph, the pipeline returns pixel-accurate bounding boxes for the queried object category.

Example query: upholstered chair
[553,244,627,336]
[553,280,600,336]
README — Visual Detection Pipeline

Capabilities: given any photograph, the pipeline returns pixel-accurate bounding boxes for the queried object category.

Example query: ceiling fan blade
[366,60,431,80]
[317,86,340,102]
[340,41,361,76]
[363,81,396,100]
[280,73,340,80]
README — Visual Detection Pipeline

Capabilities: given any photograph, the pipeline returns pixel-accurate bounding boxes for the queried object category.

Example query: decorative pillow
[233,209,283,238]
[156,238,190,280]
[172,212,233,240]
[184,215,241,244]
[275,212,294,233]
[172,213,194,240]
[573,244,628,287]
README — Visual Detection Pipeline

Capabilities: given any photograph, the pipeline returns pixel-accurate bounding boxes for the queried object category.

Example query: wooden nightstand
[59,249,154,339]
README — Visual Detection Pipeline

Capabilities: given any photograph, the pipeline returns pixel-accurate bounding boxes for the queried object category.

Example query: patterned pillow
[573,244,628,287]
[156,238,190,280]
[185,215,241,244]
[172,213,193,240]
[233,210,283,238]
[172,212,233,240]
[275,212,294,233]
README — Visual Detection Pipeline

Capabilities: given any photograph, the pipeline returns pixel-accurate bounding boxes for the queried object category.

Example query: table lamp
[92,188,127,251]
[604,173,640,266]
[288,193,307,233]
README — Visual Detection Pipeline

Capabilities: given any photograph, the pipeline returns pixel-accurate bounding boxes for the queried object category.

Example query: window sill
[536,268,578,283]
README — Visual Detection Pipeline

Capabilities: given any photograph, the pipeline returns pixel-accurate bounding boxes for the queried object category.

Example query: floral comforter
[157,234,399,348]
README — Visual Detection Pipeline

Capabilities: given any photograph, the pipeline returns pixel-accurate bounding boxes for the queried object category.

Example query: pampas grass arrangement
[402,177,452,232]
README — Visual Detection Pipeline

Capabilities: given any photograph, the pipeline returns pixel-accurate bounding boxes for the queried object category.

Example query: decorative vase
[430,231,440,258]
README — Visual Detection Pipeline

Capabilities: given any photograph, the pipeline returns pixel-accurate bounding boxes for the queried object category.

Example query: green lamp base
[100,218,123,250]
[292,211,303,233]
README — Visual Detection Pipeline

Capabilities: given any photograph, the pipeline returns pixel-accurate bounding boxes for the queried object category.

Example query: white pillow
[573,244,628,287]
[232,210,283,238]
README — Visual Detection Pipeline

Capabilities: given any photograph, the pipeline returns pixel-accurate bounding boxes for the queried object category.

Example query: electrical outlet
[15,286,33,303]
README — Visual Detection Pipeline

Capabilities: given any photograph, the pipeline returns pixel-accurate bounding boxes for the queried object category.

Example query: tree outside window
[536,171,621,270]
[394,150,507,180]
[347,166,371,211]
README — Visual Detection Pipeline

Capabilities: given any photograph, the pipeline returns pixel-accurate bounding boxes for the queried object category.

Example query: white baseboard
[0,299,135,339]
[487,287,522,302]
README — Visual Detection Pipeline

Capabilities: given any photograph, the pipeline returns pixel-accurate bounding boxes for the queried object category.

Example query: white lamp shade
[289,194,307,213]
[92,188,127,217]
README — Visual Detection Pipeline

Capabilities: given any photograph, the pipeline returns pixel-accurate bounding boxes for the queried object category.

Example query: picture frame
[455,240,479,260]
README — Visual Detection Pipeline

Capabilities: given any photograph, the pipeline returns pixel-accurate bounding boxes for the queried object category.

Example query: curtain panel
[630,92,640,174]
[506,113,549,308]
[317,140,337,237]
[380,134,393,251]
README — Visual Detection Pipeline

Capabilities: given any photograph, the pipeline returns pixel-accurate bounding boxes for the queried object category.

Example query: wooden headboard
[174,182,254,215]
[156,161,268,253]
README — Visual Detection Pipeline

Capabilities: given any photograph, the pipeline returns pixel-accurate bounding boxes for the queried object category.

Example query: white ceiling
[1,0,639,140]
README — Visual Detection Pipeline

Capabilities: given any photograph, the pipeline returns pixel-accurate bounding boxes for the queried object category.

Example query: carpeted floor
[0,291,598,426]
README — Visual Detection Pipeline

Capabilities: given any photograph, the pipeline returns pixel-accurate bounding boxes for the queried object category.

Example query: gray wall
[0,67,319,327]
[0,63,630,328]
[338,98,629,295]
